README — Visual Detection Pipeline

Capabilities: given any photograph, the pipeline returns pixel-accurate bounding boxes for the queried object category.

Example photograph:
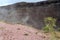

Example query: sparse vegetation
[43,17,56,32]
[43,17,60,40]
[58,28,60,31]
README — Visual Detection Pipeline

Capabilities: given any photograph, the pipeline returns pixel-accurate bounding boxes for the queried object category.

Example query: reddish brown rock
[0,22,50,40]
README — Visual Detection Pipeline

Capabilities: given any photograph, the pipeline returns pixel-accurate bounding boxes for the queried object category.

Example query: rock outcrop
[0,1,60,29]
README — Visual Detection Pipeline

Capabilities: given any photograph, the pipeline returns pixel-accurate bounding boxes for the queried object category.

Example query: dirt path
[0,22,50,40]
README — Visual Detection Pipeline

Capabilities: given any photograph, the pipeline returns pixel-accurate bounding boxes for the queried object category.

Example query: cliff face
[0,1,60,29]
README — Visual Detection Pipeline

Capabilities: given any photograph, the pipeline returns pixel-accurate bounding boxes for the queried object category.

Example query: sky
[0,0,46,6]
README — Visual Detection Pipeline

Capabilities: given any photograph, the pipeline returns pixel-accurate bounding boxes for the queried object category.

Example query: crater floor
[0,22,50,40]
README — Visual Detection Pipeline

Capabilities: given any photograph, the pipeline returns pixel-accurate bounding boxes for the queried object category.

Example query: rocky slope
[0,22,50,40]
[0,1,60,29]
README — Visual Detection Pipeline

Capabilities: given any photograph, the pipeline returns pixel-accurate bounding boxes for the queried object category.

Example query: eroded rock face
[0,1,60,29]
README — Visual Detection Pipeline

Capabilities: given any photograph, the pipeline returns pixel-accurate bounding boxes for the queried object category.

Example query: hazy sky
[0,0,46,6]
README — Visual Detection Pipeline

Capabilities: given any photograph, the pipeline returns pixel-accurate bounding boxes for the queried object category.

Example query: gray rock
[0,1,60,29]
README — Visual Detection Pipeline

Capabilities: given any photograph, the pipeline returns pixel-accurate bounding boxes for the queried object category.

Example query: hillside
[0,1,60,29]
[0,1,60,40]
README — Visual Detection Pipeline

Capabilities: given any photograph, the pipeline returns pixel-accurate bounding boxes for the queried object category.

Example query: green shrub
[58,28,60,31]
[43,17,56,32]
[43,17,57,40]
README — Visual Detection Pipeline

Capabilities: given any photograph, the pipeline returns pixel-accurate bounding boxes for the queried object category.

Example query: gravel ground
[0,22,50,40]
